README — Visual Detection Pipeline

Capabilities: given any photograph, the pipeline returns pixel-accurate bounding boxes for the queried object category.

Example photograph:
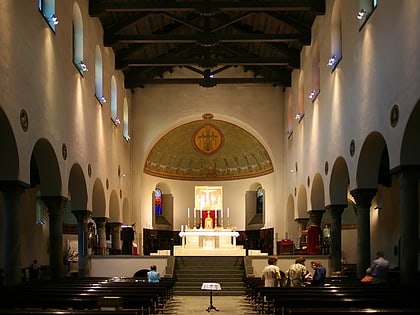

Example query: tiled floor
[161,295,256,314]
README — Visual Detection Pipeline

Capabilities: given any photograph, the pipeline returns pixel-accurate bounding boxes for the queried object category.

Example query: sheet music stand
[201,282,221,312]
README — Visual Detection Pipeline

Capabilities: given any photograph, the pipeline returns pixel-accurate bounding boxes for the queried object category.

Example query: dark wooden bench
[0,277,175,315]
[253,285,420,315]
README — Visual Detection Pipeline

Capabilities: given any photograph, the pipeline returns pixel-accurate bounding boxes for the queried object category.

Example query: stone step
[173,256,246,296]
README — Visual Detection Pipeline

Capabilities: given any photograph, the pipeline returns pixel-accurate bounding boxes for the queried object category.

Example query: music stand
[201,282,221,312]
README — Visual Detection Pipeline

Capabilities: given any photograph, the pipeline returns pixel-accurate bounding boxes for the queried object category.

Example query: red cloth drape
[307,225,320,254]
[201,210,216,228]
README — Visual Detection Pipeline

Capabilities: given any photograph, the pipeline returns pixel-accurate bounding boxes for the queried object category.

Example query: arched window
[256,187,264,215]
[73,3,87,75]
[38,0,58,31]
[309,42,320,101]
[123,97,130,141]
[110,76,120,125]
[295,70,305,122]
[35,191,46,225]
[358,0,378,30]
[328,1,343,72]
[95,46,105,104]
[154,188,163,216]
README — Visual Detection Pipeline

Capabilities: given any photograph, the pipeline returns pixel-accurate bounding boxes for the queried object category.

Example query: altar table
[179,229,239,249]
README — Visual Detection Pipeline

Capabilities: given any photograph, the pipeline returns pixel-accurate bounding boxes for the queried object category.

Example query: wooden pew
[0,277,175,315]
[253,285,420,315]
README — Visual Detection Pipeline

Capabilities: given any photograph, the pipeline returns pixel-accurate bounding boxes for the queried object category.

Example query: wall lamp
[48,14,59,25]
[294,112,304,122]
[327,55,338,68]
[78,61,88,72]
[112,116,121,125]
[357,9,366,20]
[100,96,107,103]
[308,90,319,100]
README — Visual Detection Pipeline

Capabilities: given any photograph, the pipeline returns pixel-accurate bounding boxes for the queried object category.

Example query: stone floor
[161,294,257,314]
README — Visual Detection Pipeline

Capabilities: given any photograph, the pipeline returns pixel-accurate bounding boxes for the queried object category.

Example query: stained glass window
[256,187,264,214]
[154,188,162,215]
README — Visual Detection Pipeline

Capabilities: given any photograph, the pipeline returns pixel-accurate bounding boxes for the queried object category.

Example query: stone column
[397,167,420,287]
[93,217,108,255]
[42,196,67,280]
[72,210,92,277]
[326,204,345,273]
[0,181,27,286]
[350,188,376,279]
[108,222,122,255]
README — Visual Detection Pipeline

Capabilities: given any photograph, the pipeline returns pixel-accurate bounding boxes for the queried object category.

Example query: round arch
[311,173,325,209]
[68,163,88,210]
[31,138,62,196]
[0,107,19,180]
[329,156,349,205]
[297,185,308,218]
[356,131,388,189]
[92,178,106,217]
[109,190,121,222]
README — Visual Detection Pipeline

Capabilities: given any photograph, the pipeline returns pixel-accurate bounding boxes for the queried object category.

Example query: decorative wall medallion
[62,143,67,160]
[350,139,355,157]
[88,164,92,178]
[193,124,224,155]
[390,104,399,128]
[325,161,329,176]
[20,109,29,132]
[106,179,109,190]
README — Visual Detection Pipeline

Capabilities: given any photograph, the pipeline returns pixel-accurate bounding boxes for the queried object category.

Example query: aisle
[161,295,256,314]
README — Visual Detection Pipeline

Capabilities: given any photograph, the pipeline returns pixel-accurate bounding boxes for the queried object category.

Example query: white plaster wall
[0,0,132,215]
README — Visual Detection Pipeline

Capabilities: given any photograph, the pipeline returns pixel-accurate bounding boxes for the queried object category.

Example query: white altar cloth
[179,229,239,249]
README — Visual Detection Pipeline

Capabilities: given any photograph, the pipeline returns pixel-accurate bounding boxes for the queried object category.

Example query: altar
[174,229,245,256]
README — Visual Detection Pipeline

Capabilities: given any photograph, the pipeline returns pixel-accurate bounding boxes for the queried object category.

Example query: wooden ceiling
[89,0,325,88]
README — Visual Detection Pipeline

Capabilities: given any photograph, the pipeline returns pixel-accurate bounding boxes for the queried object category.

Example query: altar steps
[173,256,246,296]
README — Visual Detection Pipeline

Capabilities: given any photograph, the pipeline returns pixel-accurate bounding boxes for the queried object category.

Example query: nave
[160,295,255,315]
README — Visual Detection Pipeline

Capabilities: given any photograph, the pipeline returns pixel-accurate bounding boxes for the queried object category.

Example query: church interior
[0,0,420,312]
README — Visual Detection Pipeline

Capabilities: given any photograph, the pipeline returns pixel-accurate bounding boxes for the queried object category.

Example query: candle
[188,207,190,218]
[194,208,196,218]
[200,209,202,218]
[227,207,230,218]
[221,208,223,218]
[181,225,183,232]
[215,209,218,219]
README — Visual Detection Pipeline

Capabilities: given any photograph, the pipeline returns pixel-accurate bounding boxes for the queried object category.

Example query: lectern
[201,282,221,312]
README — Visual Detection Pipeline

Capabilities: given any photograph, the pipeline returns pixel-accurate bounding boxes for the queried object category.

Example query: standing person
[310,260,326,286]
[286,257,311,287]
[261,256,281,287]
[29,259,40,281]
[368,251,389,284]
[147,265,161,283]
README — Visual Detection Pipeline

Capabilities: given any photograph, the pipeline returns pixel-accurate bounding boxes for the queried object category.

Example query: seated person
[147,265,160,283]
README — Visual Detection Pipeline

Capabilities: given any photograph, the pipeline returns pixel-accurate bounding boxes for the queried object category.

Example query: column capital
[0,180,29,193]
[350,188,377,209]
[93,216,109,224]
[391,165,420,177]
[294,217,310,224]
[72,209,92,222]
[42,195,68,211]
